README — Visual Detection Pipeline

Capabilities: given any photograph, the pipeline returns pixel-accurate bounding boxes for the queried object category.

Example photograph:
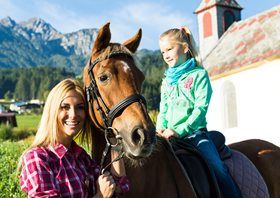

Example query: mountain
[0,17,98,74]
[0,17,163,77]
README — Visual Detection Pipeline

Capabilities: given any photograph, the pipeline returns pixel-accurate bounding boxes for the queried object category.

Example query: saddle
[169,130,231,198]
[170,131,269,198]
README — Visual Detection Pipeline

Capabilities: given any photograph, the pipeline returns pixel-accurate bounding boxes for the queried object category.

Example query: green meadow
[16,114,41,129]
[0,114,40,197]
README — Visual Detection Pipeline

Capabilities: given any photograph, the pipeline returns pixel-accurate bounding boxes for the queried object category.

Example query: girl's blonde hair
[159,26,202,66]
[18,78,92,170]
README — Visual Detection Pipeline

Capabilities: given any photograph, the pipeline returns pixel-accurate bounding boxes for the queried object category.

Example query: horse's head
[84,22,156,162]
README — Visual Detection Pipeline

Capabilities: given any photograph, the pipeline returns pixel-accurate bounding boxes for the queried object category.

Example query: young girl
[156,27,241,198]
[18,79,129,198]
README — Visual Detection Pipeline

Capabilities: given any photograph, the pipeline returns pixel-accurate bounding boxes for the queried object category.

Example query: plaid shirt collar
[49,141,83,159]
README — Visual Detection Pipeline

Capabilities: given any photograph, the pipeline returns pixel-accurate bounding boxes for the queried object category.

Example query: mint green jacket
[156,67,212,137]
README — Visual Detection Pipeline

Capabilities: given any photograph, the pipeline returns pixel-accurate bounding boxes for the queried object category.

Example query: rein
[100,127,125,174]
[85,50,146,174]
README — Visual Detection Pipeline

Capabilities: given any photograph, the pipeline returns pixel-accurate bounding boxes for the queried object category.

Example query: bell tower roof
[195,0,242,14]
[195,0,243,58]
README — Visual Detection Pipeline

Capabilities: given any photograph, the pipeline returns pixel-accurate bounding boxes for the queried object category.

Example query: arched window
[203,12,212,38]
[223,10,235,31]
[221,81,238,128]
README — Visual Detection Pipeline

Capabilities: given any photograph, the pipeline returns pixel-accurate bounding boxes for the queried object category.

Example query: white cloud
[107,2,196,49]
[30,1,98,33]
[0,0,24,19]
[0,0,11,16]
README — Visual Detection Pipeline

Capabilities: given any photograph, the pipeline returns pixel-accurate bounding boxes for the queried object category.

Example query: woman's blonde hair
[159,26,202,66]
[18,78,92,171]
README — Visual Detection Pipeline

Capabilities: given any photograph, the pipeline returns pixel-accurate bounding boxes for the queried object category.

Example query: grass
[0,113,38,197]
[0,140,30,197]
[0,114,40,141]
[16,114,41,129]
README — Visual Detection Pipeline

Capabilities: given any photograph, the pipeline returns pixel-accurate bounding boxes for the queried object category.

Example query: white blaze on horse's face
[121,61,130,73]
[119,60,138,91]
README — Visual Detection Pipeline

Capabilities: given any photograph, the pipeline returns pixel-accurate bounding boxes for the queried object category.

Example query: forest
[0,67,76,102]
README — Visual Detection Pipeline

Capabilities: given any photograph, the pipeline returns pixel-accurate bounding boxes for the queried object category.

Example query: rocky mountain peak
[0,16,17,28]
[0,16,99,70]
[62,28,98,55]
[19,17,61,41]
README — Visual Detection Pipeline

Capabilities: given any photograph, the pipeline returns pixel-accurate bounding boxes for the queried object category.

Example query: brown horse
[83,22,280,198]
[229,139,280,198]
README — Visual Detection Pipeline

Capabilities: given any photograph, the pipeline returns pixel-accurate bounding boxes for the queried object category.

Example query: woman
[19,78,129,198]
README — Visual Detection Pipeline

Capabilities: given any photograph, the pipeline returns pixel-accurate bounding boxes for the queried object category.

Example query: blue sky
[0,0,279,50]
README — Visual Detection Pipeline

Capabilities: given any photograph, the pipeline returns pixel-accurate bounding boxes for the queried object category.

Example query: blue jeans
[185,130,242,198]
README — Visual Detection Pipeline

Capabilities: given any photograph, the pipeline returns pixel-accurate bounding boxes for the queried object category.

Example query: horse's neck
[124,138,197,198]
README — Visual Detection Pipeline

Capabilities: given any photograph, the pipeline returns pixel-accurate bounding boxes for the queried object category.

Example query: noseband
[85,50,146,173]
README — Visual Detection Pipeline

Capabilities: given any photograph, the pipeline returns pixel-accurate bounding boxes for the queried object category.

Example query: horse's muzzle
[123,126,156,160]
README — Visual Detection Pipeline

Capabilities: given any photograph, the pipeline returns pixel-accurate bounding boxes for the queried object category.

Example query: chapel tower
[195,0,243,58]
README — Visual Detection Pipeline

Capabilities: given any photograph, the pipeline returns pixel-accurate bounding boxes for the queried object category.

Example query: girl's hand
[157,129,177,139]
[156,129,165,137]
[94,171,116,198]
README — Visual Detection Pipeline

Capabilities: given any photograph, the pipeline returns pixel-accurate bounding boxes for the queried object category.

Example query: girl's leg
[187,131,242,198]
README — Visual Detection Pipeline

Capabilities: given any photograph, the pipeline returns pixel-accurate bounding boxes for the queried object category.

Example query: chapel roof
[203,5,280,78]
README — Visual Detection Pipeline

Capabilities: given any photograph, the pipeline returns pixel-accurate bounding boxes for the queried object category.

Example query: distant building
[0,104,17,127]
[9,101,26,112]
[0,112,17,127]
[195,0,242,59]
[195,0,280,146]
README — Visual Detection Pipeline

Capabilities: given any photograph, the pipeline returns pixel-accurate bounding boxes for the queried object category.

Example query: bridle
[85,50,146,173]
[86,50,146,129]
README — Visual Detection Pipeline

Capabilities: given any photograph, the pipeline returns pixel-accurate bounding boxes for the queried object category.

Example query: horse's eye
[99,75,108,82]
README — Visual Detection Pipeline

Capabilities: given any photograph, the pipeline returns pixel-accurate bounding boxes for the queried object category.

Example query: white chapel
[195,0,280,146]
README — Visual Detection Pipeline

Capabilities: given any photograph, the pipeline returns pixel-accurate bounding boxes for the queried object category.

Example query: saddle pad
[224,150,269,198]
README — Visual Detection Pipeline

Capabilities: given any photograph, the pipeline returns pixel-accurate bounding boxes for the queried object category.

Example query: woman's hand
[94,171,116,198]
[157,129,178,139]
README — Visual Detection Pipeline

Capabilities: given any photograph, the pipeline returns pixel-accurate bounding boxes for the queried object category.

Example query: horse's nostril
[131,128,145,146]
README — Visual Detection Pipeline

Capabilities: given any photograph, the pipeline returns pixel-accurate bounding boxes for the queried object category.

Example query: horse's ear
[123,28,142,53]
[92,22,111,54]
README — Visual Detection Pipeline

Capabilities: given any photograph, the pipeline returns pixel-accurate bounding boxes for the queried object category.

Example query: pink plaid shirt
[20,141,129,197]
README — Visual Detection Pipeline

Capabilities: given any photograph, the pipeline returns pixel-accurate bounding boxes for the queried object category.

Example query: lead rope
[101,151,125,175]
[99,140,124,198]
